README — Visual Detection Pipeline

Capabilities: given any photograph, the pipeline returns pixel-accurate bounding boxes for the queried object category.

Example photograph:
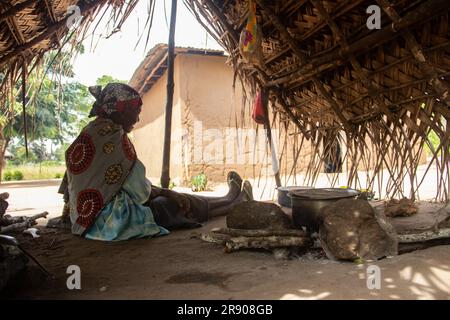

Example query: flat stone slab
[285,200,450,243]
[371,201,450,235]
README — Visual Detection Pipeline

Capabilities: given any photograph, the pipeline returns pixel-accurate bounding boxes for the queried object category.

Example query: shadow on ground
[2,216,449,300]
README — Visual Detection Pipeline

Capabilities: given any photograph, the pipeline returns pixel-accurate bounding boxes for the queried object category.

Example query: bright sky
[72,0,222,85]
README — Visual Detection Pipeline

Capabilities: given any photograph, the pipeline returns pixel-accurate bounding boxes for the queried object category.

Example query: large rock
[227,200,293,230]
[318,199,398,261]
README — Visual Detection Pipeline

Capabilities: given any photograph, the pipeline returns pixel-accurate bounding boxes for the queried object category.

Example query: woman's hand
[150,186,163,200]
[154,188,191,215]
[167,191,191,215]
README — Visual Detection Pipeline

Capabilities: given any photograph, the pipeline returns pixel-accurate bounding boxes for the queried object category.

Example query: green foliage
[358,188,376,200]
[3,170,24,181]
[2,47,95,165]
[96,75,127,87]
[425,129,441,156]
[3,171,12,181]
[55,173,62,179]
[1,44,128,170]
[4,162,65,180]
[12,170,23,180]
[169,181,176,190]
[54,143,70,162]
[191,172,208,192]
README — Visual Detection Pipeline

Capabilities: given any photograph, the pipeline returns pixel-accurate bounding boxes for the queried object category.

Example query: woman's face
[109,104,142,133]
[122,105,142,132]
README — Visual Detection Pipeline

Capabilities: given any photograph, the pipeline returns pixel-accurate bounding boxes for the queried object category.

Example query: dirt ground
[1,216,449,300]
[1,180,450,300]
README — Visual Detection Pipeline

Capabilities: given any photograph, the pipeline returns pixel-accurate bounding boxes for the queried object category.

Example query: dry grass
[3,162,65,181]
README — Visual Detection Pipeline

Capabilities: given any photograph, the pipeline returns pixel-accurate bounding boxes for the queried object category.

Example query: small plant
[55,173,62,179]
[12,170,24,181]
[191,172,207,192]
[3,171,12,181]
[169,181,176,190]
[358,188,375,200]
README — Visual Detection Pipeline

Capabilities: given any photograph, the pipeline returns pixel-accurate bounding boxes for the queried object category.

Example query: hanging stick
[263,89,281,187]
[21,61,28,158]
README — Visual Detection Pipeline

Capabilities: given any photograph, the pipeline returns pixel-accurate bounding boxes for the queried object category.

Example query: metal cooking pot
[289,188,360,232]
[276,186,313,208]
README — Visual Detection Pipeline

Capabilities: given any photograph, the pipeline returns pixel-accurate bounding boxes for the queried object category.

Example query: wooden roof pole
[138,52,168,94]
[255,0,354,133]
[376,0,450,105]
[161,0,177,189]
[21,61,28,158]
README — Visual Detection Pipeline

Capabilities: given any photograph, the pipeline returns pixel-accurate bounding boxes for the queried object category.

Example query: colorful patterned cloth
[65,117,139,236]
[88,83,142,118]
[85,159,169,241]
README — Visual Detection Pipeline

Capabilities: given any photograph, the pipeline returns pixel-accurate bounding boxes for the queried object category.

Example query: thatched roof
[0,0,142,118]
[0,0,121,70]
[1,0,449,200]
[185,0,450,200]
[129,43,224,94]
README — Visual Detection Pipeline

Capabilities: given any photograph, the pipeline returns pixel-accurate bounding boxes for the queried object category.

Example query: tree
[96,75,126,87]
[1,46,93,178]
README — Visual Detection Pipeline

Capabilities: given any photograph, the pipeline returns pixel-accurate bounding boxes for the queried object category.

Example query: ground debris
[384,198,418,217]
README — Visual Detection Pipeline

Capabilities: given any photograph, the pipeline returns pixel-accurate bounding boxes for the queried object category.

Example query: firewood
[211,227,307,238]
[0,211,48,234]
[224,235,311,252]
[397,228,450,243]
[198,232,231,245]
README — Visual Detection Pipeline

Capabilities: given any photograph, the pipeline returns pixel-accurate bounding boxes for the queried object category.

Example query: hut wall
[131,60,184,185]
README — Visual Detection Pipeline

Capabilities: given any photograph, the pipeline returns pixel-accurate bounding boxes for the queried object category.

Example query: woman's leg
[207,181,253,217]
[147,173,253,228]
[191,171,243,210]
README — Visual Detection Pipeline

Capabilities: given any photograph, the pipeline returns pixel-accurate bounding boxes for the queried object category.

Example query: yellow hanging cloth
[239,0,263,66]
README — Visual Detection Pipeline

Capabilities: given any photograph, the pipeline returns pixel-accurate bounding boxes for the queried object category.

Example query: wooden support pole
[161,0,178,189]
[21,62,28,158]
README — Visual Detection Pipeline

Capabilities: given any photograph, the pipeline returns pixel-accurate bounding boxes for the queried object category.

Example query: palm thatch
[0,0,150,121]
[184,0,450,201]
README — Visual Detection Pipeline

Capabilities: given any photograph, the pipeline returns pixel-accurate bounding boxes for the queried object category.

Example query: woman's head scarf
[88,83,142,117]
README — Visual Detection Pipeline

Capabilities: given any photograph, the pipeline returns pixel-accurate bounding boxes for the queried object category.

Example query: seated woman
[59,83,252,241]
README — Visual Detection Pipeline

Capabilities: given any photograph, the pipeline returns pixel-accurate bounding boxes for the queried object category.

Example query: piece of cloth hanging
[239,0,263,66]
[252,90,266,124]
